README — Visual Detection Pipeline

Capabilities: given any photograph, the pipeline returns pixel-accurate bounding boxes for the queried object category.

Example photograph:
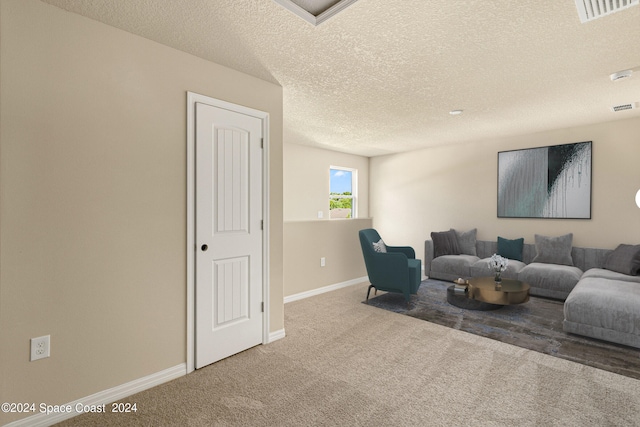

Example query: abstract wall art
[497,141,592,219]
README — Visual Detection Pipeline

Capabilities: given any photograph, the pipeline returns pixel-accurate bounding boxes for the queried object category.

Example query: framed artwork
[497,141,592,219]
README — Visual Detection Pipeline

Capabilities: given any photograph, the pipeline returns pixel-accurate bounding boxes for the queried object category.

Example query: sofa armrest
[387,245,415,259]
[424,240,434,277]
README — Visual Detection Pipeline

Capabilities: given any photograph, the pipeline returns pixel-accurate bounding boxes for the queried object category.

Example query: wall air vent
[610,102,639,112]
[575,0,639,23]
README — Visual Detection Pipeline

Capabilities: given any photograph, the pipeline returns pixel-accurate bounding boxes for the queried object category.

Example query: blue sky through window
[330,169,352,194]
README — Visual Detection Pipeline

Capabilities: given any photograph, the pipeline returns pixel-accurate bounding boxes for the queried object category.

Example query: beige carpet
[57,283,640,426]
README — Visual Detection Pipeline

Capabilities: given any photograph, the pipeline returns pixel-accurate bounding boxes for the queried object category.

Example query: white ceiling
[41,0,640,157]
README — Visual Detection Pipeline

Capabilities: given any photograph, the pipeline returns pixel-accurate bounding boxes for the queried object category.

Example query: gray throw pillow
[604,244,640,276]
[431,230,461,258]
[452,228,477,256]
[532,233,574,266]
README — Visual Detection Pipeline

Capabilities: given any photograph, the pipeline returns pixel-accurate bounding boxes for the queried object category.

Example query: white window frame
[329,166,357,219]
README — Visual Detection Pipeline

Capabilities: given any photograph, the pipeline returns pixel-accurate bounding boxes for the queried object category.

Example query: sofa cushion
[372,239,387,253]
[603,244,640,276]
[431,230,461,258]
[581,268,640,284]
[564,277,640,345]
[518,262,583,299]
[497,236,524,261]
[532,233,574,266]
[431,254,479,279]
[452,228,477,256]
[470,258,526,279]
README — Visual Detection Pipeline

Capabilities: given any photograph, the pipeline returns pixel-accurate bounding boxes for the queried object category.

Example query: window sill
[284,217,373,224]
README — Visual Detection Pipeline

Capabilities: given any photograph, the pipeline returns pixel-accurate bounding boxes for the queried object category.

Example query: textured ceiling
[41,0,640,156]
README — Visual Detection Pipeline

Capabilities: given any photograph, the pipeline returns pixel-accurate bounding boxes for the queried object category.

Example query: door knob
[201,244,208,251]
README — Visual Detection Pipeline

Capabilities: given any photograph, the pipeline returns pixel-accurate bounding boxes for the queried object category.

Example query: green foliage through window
[330,192,353,215]
[330,167,356,219]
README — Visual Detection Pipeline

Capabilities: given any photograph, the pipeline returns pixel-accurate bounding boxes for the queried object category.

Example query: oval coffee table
[446,277,530,310]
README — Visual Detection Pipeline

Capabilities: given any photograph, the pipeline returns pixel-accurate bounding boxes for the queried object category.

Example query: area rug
[365,279,640,379]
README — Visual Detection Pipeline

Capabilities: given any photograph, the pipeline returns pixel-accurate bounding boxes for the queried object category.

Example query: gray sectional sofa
[424,230,640,349]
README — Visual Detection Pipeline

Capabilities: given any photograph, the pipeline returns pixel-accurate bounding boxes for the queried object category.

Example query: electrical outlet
[320,257,326,267]
[30,335,50,361]
[317,211,324,219]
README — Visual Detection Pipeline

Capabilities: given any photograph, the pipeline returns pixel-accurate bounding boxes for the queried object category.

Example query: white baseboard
[5,363,187,427]
[284,276,368,304]
[268,328,286,343]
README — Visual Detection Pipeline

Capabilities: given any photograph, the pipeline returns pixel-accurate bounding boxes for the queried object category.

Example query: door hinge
[261,220,264,230]
[261,302,264,312]
[260,138,264,149]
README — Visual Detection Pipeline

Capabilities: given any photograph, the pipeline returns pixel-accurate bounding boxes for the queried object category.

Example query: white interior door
[195,102,263,369]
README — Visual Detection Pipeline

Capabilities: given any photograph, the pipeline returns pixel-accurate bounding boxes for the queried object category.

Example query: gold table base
[467,276,530,305]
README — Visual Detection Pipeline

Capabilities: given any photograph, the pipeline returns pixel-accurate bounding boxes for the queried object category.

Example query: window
[330,166,357,219]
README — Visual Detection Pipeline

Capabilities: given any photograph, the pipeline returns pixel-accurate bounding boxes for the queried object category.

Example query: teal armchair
[359,229,421,303]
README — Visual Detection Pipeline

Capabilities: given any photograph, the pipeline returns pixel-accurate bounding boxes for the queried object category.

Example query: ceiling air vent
[575,0,639,23]
[610,102,639,112]
[610,70,633,81]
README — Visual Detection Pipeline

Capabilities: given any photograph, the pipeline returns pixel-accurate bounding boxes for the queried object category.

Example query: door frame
[186,91,270,373]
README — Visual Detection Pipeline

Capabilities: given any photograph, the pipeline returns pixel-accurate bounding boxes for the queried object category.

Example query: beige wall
[284,143,369,221]
[283,143,371,297]
[371,117,640,263]
[0,1,283,424]
[284,219,372,297]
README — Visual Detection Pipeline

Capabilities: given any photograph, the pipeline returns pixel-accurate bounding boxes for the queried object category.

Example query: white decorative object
[488,254,509,283]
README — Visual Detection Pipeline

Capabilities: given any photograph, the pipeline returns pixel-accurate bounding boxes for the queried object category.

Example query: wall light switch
[320,257,326,267]
[318,211,324,219]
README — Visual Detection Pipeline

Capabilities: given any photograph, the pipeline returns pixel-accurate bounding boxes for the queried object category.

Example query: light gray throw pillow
[372,239,387,253]
[532,233,574,266]
[604,244,640,276]
[452,228,477,256]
